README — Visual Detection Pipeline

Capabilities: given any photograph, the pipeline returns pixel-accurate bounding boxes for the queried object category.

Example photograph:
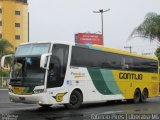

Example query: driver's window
[47,44,69,88]
[14,62,23,77]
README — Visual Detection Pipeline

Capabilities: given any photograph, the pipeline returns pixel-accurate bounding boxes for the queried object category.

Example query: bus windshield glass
[10,57,45,86]
[15,43,50,56]
[10,43,50,86]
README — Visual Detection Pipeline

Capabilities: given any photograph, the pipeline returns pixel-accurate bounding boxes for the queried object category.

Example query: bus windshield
[15,43,50,57]
[10,57,45,86]
[9,43,50,86]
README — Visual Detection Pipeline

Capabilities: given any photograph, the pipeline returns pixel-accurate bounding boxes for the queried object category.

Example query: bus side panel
[112,70,159,99]
[67,67,125,103]
[66,67,101,102]
[87,68,125,101]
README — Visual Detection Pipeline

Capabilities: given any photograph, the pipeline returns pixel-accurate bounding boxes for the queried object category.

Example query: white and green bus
[1,41,159,109]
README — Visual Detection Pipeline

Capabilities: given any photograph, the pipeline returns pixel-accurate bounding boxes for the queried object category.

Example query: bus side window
[47,44,69,88]
[125,57,133,70]
[121,58,126,70]
[121,57,133,70]
[48,57,61,82]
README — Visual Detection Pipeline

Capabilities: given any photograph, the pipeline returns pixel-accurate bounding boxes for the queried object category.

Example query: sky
[28,0,160,55]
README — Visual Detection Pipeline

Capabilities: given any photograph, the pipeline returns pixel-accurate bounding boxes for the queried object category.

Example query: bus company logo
[71,72,86,78]
[119,72,143,80]
[12,87,24,94]
[53,92,68,102]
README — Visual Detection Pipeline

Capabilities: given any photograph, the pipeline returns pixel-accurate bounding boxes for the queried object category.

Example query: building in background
[0,0,28,50]
[75,33,103,45]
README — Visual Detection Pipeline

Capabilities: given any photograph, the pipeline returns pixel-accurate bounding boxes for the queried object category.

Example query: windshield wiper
[10,78,22,85]
[11,78,21,82]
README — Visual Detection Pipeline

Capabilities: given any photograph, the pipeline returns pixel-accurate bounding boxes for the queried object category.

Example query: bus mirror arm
[1,54,14,69]
[40,53,52,69]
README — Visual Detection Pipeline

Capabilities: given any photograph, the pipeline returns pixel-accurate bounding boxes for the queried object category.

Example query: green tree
[129,12,160,42]
[0,39,14,77]
[0,39,14,59]
[155,47,160,63]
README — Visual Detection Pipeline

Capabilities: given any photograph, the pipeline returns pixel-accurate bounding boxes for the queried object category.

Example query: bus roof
[75,43,158,60]
[20,41,74,46]
[19,41,157,60]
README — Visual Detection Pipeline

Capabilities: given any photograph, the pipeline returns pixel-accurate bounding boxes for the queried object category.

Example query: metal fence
[0,77,9,89]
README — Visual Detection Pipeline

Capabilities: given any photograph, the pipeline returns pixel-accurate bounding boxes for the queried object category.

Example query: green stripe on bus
[100,69,121,94]
[75,44,90,49]
[87,68,113,95]
[88,46,102,50]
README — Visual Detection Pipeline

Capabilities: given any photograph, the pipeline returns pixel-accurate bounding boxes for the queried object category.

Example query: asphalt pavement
[0,90,160,120]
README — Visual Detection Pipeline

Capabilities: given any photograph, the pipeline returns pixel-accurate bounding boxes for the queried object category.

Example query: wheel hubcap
[142,90,147,100]
[134,91,140,102]
[70,95,78,105]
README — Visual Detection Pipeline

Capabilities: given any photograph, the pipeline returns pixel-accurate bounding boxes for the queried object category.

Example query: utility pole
[124,46,132,53]
[93,9,110,45]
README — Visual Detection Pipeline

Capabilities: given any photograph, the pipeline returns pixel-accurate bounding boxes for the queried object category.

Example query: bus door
[47,44,69,89]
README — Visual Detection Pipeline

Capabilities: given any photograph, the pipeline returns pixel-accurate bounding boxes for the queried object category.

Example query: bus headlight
[33,89,44,94]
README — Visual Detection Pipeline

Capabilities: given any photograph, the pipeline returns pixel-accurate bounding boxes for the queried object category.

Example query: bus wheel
[133,89,141,103]
[64,90,82,109]
[39,104,52,108]
[141,89,148,103]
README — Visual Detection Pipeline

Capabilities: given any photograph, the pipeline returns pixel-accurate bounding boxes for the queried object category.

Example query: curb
[0,89,8,90]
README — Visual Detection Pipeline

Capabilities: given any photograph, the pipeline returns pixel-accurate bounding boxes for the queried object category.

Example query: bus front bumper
[8,92,54,105]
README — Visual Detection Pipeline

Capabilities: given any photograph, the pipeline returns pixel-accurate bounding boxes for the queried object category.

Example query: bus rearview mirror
[1,54,14,69]
[40,53,52,69]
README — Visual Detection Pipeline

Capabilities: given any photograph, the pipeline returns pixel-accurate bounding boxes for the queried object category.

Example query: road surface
[0,90,160,120]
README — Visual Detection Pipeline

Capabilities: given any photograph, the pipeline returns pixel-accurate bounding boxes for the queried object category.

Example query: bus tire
[141,88,148,103]
[39,104,52,108]
[133,89,141,103]
[64,90,82,109]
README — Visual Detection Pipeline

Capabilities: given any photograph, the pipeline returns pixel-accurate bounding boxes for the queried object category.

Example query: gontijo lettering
[119,72,143,80]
